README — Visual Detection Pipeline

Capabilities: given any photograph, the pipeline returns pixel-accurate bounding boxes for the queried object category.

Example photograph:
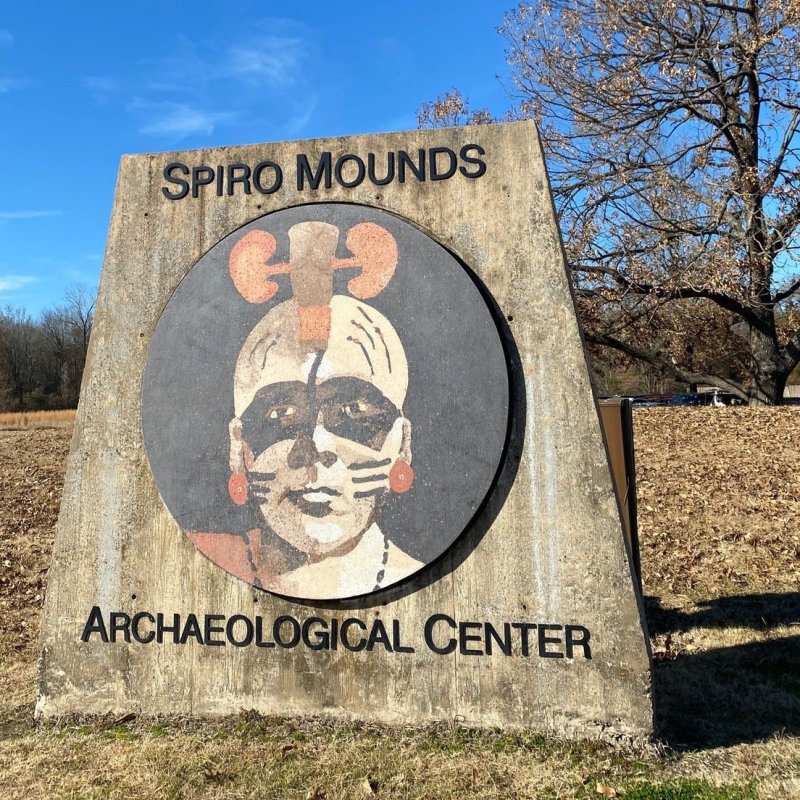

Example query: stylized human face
[237,362,405,560]
[231,296,410,561]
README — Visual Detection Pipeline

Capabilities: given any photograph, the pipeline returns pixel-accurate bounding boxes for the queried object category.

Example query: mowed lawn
[0,408,798,799]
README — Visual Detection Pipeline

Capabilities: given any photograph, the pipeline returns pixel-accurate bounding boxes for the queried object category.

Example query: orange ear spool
[228,472,249,506]
[389,459,414,494]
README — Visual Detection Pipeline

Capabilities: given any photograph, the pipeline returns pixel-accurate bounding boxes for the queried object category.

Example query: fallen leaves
[634,407,800,599]
[596,779,617,796]
[0,429,70,664]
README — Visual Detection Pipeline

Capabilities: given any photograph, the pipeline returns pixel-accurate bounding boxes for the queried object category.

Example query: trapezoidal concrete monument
[38,120,652,739]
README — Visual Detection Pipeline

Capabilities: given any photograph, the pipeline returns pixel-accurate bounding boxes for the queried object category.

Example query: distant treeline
[0,285,94,412]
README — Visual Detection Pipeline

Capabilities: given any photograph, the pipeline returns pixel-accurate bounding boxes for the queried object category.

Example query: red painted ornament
[228,472,249,506]
[388,459,414,494]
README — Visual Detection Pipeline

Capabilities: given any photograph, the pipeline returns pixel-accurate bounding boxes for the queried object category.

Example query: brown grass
[0,409,76,430]
[0,410,798,798]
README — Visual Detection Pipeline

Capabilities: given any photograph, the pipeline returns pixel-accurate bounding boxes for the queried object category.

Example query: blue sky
[0,1,513,315]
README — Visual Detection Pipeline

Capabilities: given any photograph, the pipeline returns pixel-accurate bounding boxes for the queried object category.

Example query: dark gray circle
[142,203,509,599]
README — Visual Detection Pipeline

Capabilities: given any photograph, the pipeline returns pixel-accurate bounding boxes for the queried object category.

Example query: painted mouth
[286,487,341,517]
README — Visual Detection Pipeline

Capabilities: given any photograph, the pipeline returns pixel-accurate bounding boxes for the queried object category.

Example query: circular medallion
[142,203,509,600]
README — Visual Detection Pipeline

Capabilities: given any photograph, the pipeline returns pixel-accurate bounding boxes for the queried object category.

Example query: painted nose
[287,428,336,469]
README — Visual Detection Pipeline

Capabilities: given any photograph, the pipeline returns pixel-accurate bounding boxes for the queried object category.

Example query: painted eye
[267,405,296,420]
[342,400,370,419]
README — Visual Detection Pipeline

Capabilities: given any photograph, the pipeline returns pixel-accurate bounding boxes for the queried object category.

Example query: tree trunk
[748,319,788,405]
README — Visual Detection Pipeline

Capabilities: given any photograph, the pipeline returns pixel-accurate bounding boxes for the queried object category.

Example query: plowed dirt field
[0,409,798,799]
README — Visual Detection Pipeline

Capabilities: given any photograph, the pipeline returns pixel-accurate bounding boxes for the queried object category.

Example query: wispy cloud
[0,210,62,221]
[221,37,303,87]
[89,19,315,142]
[0,30,13,47]
[0,275,37,293]
[129,98,236,138]
[83,75,120,102]
[0,77,28,94]
[283,95,318,137]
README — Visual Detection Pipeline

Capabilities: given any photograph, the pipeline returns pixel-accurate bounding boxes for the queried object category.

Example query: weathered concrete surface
[38,121,652,739]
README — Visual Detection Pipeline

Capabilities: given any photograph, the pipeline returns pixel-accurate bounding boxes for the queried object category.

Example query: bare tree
[416,89,495,128]
[421,2,800,403]
[41,284,95,406]
[0,307,40,410]
[0,285,95,411]
[499,0,800,404]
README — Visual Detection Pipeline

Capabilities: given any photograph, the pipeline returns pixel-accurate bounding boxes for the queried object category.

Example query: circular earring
[389,459,414,494]
[228,472,249,505]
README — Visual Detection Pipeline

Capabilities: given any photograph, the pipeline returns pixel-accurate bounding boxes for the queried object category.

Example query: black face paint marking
[252,336,280,370]
[374,327,392,374]
[241,378,400,459]
[351,473,388,484]
[352,320,375,349]
[315,378,399,449]
[354,487,386,499]
[350,457,392,470]
[241,382,312,458]
[347,336,375,375]
[357,306,374,324]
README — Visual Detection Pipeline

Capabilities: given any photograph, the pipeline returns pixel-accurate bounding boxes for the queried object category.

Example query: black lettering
[191,166,215,198]
[227,163,252,196]
[459,622,484,656]
[334,154,366,188]
[340,618,367,652]
[156,613,181,644]
[255,616,275,648]
[225,614,254,647]
[511,622,537,657]
[110,612,131,643]
[253,161,283,194]
[398,149,426,182]
[367,152,395,185]
[392,619,415,653]
[81,606,109,643]
[484,622,512,656]
[216,165,224,196]
[330,617,339,651]
[180,614,204,645]
[297,152,332,190]
[429,147,457,181]
[162,162,190,200]
[565,625,592,659]
[366,619,392,652]
[274,615,301,648]
[459,144,487,179]
[131,612,155,644]
[302,617,330,651]
[424,614,457,655]
[538,624,564,658]
[204,615,226,646]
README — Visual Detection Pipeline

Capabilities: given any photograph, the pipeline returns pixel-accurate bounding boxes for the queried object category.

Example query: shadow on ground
[646,593,800,749]
[646,592,800,635]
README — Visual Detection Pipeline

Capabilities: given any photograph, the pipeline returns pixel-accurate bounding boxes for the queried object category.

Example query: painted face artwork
[230,294,411,564]
[142,203,510,602]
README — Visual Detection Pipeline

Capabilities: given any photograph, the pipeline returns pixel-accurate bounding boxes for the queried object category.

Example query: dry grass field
[0,408,798,799]
[0,410,76,430]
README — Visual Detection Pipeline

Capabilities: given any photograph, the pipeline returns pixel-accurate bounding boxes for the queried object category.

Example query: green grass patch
[622,778,757,800]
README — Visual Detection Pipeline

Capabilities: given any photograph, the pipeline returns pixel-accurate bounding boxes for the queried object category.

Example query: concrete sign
[38,121,652,739]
